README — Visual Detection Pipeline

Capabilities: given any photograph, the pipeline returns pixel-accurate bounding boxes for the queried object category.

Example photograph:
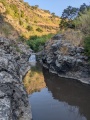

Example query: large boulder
[42,34,90,84]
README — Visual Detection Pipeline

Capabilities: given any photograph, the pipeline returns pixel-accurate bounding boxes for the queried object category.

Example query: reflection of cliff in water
[23,63,46,94]
[43,68,90,120]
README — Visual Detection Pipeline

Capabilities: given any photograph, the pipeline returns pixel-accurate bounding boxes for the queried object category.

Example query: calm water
[25,56,90,120]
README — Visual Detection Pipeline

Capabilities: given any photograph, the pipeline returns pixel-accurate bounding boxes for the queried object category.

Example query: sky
[24,0,90,16]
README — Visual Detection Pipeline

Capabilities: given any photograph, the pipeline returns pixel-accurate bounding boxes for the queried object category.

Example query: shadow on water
[43,67,90,120]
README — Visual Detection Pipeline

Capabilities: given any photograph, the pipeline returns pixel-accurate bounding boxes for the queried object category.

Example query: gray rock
[0,97,11,120]
[42,34,90,84]
[52,34,63,40]
[0,37,32,120]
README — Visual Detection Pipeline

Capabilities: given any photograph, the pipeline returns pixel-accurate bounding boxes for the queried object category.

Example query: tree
[51,12,56,16]
[79,3,90,14]
[60,6,79,29]
[35,5,39,8]
[61,6,79,20]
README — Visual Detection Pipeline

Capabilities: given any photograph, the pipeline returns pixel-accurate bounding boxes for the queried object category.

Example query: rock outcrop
[42,34,90,84]
[0,37,32,120]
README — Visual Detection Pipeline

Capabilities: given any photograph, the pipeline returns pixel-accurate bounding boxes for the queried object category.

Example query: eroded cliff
[0,37,32,120]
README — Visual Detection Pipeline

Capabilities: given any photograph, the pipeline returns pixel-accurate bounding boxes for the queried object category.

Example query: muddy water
[24,57,90,120]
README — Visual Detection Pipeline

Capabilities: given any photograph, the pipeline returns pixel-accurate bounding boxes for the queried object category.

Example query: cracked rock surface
[0,37,32,120]
[42,34,90,85]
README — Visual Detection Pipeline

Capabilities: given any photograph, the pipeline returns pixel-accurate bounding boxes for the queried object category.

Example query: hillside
[0,0,60,39]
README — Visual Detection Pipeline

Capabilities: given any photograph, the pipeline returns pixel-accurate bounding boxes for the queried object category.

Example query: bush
[21,11,24,18]
[19,20,23,25]
[26,34,53,52]
[74,9,90,35]
[25,17,29,23]
[26,25,33,31]
[36,28,43,32]
[84,36,90,57]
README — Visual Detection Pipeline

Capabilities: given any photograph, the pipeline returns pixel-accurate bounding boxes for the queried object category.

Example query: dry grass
[62,29,84,46]
[0,0,60,39]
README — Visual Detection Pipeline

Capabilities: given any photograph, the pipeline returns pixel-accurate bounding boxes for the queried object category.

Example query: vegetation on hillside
[0,0,60,39]
[26,34,54,52]
[59,3,90,58]
[60,3,90,30]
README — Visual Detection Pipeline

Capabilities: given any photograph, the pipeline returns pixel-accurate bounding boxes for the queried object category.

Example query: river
[23,55,90,120]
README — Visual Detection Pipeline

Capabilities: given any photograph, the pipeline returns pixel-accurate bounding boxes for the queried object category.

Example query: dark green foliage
[35,5,39,8]
[21,11,24,18]
[36,28,43,32]
[34,21,37,23]
[19,20,23,25]
[84,36,90,57]
[79,3,90,14]
[60,6,79,29]
[26,25,33,31]
[26,34,53,52]
[25,17,29,23]
[51,12,55,16]
[61,6,79,20]
[60,19,75,30]
[59,18,68,29]
[60,4,90,30]
[44,10,50,14]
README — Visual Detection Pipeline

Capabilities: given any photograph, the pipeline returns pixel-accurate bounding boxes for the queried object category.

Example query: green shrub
[21,11,24,18]
[19,20,23,25]
[25,17,29,23]
[74,9,90,35]
[34,21,37,23]
[26,34,53,52]
[36,28,43,32]
[26,25,33,31]
[84,36,90,57]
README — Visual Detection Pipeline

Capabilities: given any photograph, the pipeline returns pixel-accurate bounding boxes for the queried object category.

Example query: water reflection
[43,68,90,120]
[23,63,46,94]
[24,63,90,120]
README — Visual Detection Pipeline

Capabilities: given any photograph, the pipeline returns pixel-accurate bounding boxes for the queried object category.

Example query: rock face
[0,37,32,120]
[42,34,90,84]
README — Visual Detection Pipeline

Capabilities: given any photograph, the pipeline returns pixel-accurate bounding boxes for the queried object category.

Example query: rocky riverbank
[0,37,32,120]
[42,34,90,85]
